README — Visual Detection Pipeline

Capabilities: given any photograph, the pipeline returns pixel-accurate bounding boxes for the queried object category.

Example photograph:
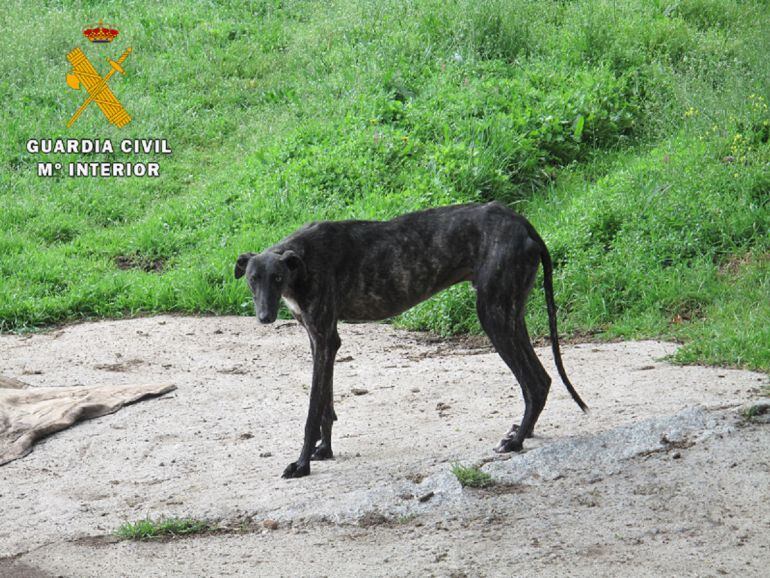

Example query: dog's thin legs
[476,261,551,452]
[478,304,550,451]
[282,328,340,478]
[507,317,551,440]
[311,402,337,460]
[304,329,337,461]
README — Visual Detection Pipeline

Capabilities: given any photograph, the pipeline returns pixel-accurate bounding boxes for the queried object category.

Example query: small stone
[259,451,272,458]
[351,388,369,396]
[418,491,434,503]
[263,519,279,530]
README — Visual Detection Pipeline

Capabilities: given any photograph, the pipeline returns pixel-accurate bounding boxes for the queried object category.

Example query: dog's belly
[337,265,473,321]
[337,297,433,322]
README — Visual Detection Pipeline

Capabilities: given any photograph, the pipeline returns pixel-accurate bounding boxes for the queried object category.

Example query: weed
[451,463,494,488]
[115,517,213,540]
[742,403,769,421]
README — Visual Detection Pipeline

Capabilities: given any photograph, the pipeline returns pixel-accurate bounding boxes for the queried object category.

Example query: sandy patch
[0,316,767,576]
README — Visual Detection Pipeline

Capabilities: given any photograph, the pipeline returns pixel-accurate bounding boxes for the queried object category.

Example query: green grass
[451,463,494,488]
[742,403,769,420]
[115,517,212,540]
[1,0,768,371]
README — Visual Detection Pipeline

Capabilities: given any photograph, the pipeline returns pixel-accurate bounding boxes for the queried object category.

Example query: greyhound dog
[235,202,587,478]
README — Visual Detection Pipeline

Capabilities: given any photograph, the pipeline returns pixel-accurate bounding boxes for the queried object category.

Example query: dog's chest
[283,296,303,319]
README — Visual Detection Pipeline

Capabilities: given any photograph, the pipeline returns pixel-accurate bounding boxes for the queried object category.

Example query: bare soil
[0,316,768,577]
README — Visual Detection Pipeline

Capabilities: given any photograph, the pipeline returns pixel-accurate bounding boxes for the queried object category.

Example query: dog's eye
[274,275,283,283]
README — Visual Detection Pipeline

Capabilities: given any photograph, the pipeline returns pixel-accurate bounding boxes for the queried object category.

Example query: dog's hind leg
[505,316,551,443]
[476,259,551,453]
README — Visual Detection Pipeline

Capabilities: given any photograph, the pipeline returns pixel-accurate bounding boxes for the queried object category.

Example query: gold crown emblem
[83,20,119,43]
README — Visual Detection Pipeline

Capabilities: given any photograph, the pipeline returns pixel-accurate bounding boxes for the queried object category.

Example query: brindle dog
[235,202,587,478]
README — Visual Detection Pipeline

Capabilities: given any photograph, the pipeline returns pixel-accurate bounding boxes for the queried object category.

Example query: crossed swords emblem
[66,46,132,128]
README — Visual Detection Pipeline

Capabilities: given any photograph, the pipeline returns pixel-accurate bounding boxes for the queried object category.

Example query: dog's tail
[534,231,589,413]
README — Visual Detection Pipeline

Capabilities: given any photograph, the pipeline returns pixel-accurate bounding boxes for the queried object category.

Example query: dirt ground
[0,315,768,577]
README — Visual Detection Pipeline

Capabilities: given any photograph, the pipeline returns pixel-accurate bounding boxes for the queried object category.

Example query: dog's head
[234,250,306,324]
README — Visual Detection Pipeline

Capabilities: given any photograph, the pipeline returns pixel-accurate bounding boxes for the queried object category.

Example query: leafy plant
[451,463,494,488]
[115,517,212,540]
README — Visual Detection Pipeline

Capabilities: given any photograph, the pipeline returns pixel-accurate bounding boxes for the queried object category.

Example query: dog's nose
[258,312,272,324]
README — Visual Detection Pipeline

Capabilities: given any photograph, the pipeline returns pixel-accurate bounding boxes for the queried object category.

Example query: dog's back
[277,203,533,321]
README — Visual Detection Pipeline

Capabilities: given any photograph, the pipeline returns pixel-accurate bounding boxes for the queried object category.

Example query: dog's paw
[310,443,334,461]
[505,424,535,439]
[493,435,523,453]
[281,461,310,479]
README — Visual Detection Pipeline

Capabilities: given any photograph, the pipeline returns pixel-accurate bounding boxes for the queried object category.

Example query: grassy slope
[0,0,768,370]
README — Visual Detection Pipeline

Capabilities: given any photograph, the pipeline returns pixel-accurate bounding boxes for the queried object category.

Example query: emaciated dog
[235,202,587,478]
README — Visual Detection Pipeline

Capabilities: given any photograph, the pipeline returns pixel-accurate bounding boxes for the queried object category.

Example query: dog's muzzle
[258,312,276,324]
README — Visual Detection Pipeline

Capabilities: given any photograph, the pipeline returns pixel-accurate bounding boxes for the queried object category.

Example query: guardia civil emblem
[66,20,132,128]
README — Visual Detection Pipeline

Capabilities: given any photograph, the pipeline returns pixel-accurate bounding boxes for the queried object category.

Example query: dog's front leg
[282,329,340,478]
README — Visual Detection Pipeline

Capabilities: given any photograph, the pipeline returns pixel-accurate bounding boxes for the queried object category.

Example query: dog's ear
[234,252,255,279]
[281,250,306,280]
